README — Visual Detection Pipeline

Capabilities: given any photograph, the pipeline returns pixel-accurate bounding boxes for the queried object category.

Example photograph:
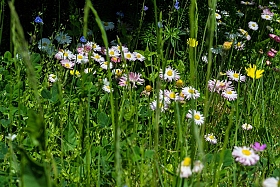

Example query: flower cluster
[178,157,204,178]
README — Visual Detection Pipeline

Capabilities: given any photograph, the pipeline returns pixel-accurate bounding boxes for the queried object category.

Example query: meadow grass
[0,0,280,187]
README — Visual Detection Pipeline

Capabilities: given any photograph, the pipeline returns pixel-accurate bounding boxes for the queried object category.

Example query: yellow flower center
[209,135,214,139]
[233,73,239,78]
[188,89,195,94]
[179,92,184,97]
[176,79,183,87]
[93,44,97,49]
[65,63,70,68]
[194,114,200,120]
[242,149,251,156]
[78,55,83,59]
[95,55,100,59]
[183,157,191,166]
[166,70,173,76]
[126,54,131,59]
[104,61,108,65]
[51,75,56,79]
[64,52,68,57]
[226,90,232,94]
[109,51,115,56]
[169,92,175,99]
[136,54,141,58]
[252,23,256,27]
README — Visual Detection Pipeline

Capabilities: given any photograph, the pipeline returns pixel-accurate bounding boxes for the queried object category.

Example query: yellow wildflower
[187,38,198,47]
[223,41,233,50]
[245,64,264,79]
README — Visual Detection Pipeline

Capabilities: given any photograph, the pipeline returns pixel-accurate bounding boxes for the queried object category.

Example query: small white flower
[133,52,145,61]
[248,21,258,31]
[221,89,238,101]
[262,177,279,187]
[182,86,200,100]
[48,74,58,83]
[108,48,120,57]
[261,14,272,20]
[178,157,192,178]
[226,70,246,82]
[234,42,245,51]
[186,110,204,125]
[204,133,217,144]
[215,13,221,19]
[242,123,253,130]
[192,160,204,173]
[100,61,113,70]
[102,78,113,93]
[124,52,136,61]
[102,21,114,31]
[159,66,180,82]
[202,55,208,63]
[92,53,105,63]
[6,133,17,141]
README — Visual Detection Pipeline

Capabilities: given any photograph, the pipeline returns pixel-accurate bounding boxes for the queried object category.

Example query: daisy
[108,48,120,57]
[178,157,192,178]
[204,133,217,144]
[248,21,258,31]
[242,123,253,130]
[159,66,180,82]
[150,99,169,112]
[164,90,178,100]
[48,74,58,83]
[124,52,136,61]
[262,177,279,187]
[92,52,105,63]
[215,13,221,19]
[100,61,113,70]
[55,31,72,44]
[186,110,205,126]
[86,42,101,52]
[102,78,113,93]
[112,45,129,53]
[221,89,238,101]
[84,68,96,74]
[76,53,88,64]
[241,1,255,5]
[261,14,272,20]
[133,52,145,61]
[192,160,204,173]
[182,86,200,100]
[238,29,251,40]
[226,70,246,82]
[38,38,51,51]
[245,64,264,79]
[234,42,245,51]
[61,59,75,69]
[102,21,114,31]
[208,79,233,93]
[232,146,259,166]
[127,72,145,87]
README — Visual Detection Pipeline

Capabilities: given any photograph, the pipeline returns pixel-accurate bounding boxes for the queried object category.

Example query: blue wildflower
[174,0,180,10]
[144,6,148,11]
[116,11,124,18]
[80,36,87,43]
[34,16,43,24]
[158,22,163,28]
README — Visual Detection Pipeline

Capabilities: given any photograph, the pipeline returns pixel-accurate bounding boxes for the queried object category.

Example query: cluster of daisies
[208,70,246,101]
[50,41,146,93]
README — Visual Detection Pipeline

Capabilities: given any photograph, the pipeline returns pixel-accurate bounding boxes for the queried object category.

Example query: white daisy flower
[182,86,200,100]
[192,160,204,173]
[108,48,120,57]
[102,78,113,93]
[76,53,88,64]
[186,110,205,125]
[55,31,72,44]
[178,157,192,178]
[242,123,253,130]
[248,21,258,31]
[90,42,102,52]
[60,59,75,69]
[38,38,51,51]
[232,146,259,166]
[234,41,245,51]
[112,45,129,53]
[204,133,217,144]
[133,52,145,61]
[100,61,113,70]
[124,52,136,61]
[102,21,114,31]
[48,74,58,83]
[261,14,272,20]
[92,53,105,63]
[262,177,279,187]
[159,66,180,82]
[150,99,169,112]
[221,89,238,101]
[226,70,246,82]
[215,13,221,19]
[164,90,178,100]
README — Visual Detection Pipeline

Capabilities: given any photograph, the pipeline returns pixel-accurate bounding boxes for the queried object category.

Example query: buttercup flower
[242,123,253,130]
[205,133,217,144]
[232,146,259,166]
[252,142,266,152]
[187,38,198,47]
[248,21,258,31]
[245,64,264,79]
[262,177,279,187]
[226,70,246,82]
[176,79,184,88]
[223,41,233,50]
[186,110,204,125]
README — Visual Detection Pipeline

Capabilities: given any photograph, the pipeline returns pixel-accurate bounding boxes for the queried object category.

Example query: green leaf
[63,123,77,151]
[26,110,45,148]
[4,51,12,62]
[145,150,154,159]
[19,148,48,187]
[0,119,11,128]
[41,89,51,99]
[31,53,41,64]
[97,112,110,127]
